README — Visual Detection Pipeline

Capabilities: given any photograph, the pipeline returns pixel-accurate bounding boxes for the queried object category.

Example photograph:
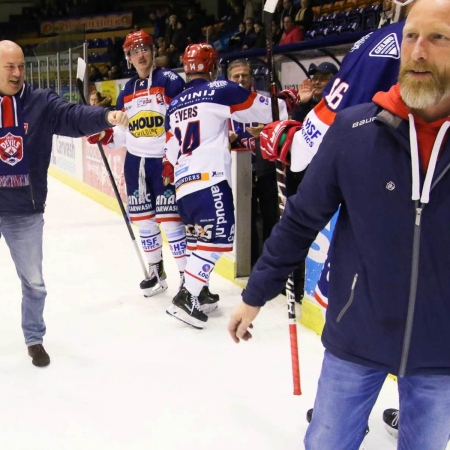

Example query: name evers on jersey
[174,106,198,123]
[301,117,322,148]
[211,184,226,238]
[129,111,165,138]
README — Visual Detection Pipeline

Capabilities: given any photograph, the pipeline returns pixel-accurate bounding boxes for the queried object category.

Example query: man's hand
[298,78,314,104]
[107,110,129,127]
[228,301,261,343]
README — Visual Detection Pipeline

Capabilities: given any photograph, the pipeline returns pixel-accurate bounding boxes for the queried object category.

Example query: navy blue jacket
[0,83,112,214]
[243,101,450,377]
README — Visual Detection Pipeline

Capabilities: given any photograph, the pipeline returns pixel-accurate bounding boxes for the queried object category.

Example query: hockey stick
[264,0,301,396]
[76,57,150,281]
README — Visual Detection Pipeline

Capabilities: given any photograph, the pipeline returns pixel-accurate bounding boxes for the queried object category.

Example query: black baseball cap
[308,62,338,76]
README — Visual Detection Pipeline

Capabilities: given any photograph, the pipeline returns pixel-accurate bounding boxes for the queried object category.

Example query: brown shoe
[28,344,50,367]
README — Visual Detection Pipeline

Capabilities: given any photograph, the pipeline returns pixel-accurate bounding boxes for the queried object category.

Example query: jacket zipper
[336,273,358,323]
[398,204,422,377]
[29,180,36,210]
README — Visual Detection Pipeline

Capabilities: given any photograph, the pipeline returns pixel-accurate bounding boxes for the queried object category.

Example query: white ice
[0,176,435,450]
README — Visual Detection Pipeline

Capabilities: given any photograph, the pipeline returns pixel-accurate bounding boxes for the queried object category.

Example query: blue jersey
[291,20,405,171]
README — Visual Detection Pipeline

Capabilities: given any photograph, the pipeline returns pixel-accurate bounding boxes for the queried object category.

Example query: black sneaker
[28,344,50,367]
[166,287,208,329]
[307,408,369,435]
[383,408,399,438]
[140,260,168,297]
[198,285,220,314]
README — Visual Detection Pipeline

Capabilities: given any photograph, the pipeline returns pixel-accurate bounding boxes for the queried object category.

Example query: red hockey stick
[263,0,301,395]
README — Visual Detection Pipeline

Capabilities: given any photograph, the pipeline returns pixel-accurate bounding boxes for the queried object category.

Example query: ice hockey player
[163,43,293,329]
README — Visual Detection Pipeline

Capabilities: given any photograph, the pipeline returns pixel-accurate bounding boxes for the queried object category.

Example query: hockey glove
[87,128,114,145]
[259,120,302,165]
[277,88,300,113]
[162,159,174,186]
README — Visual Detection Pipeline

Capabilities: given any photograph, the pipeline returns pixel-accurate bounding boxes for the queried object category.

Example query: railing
[24,28,88,103]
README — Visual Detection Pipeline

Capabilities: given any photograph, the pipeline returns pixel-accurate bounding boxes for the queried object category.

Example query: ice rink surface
[0,176,436,450]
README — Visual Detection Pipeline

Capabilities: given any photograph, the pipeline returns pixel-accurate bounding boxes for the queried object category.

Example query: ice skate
[140,260,168,297]
[383,408,399,438]
[166,287,208,329]
[198,285,220,314]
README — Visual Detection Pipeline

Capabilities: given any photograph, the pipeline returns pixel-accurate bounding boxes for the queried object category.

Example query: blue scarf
[0,90,29,187]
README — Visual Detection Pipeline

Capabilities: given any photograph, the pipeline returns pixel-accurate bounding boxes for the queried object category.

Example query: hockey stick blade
[76,57,87,105]
[263,0,278,14]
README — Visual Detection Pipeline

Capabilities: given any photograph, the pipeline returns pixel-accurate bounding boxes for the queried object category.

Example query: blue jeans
[0,213,46,345]
[305,350,450,450]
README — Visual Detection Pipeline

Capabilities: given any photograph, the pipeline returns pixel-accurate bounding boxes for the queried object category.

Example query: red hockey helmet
[123,31,154,59]
[182,43,219,76]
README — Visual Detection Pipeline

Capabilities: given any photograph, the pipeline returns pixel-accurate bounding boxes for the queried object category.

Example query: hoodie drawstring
[408,114,450,204]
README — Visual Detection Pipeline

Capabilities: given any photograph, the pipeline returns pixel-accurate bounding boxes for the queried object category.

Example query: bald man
[0,40,127,367]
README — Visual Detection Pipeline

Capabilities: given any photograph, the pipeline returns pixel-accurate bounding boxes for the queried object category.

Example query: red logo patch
[0,132,24,166]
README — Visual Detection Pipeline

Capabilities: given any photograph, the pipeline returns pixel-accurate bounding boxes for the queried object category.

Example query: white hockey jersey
[110,68,185,158]
[164,78,286,200]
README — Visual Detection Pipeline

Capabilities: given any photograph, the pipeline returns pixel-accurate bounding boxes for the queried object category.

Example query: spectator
[172,20,188,52]
[203,25,219,44]
[253,21,266,49]
[229,0,450,448]
[107,37,124,69]
[291,61,338,122]
[379,0,394,27]
[88,64,102,82]
[279,15,303,45]
[0,40,127,367]
[167,43,183,69]
[224,3,245,34]
[279,0,299,29]
[242,17,257,50]
[89,90,112,107]
[228,22,246,51]
[107,64,121,80]
[227,59,282,266]
[184,8,203,44]
[165,14,178,48]
[271,19,283,46]
[294,0,314,32]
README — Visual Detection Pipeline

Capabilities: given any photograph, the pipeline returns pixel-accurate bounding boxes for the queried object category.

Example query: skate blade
[200,303,219,314]
[384,424,398,439]
[142,279,168,298]
[166,305,206,329]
